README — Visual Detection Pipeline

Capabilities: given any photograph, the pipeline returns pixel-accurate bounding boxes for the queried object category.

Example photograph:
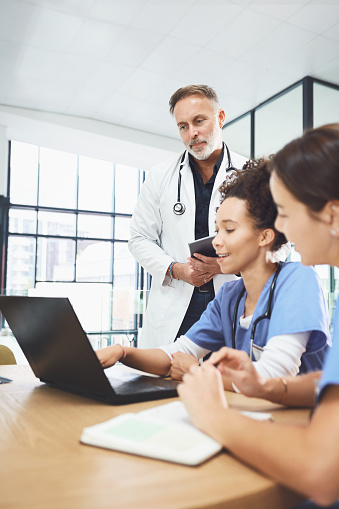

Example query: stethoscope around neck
[232,262,282,360]
[173,143,235,215]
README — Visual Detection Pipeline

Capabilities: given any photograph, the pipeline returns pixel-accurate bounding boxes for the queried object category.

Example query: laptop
[0,296,178,405]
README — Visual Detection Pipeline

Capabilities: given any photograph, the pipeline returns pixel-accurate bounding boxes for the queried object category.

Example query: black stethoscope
[173,143,235,215]
[232,262,282,360]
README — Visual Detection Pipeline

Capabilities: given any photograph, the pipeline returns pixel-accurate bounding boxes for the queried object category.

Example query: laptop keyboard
[107,373,178,395]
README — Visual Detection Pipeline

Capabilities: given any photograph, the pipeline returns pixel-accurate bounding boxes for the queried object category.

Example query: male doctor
[129,85,247,348]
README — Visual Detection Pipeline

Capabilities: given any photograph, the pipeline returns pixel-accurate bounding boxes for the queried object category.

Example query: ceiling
[0,0,339,143]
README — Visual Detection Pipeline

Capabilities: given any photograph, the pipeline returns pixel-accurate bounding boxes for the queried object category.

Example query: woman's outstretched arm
[96,345,172,376]
[178,363,339,506]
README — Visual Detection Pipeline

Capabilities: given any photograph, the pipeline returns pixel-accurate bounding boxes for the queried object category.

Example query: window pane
[38,211,76,236]
[111,290,137,330]
[332,266,339,321]
[6,236,36,293]
[314,83,339,127]
[33,281,113,335]
[113,242,135,288]
[9,209,36,234]
[76,240,112,282]
[291,245,332,316]
[222,114,251,159]
[111,289,148,332]
[37,238,75,281]
[334,267,339,297]
[115,164,139,213]
[314,264,330,294]
[38,147,77,208]
[78,156,114,212]
[314,265,331,316]
[254,85,303,157]
[78,213,112,239]
[10,141,39,206]
[100,333,135,348]
[115,217,130,241]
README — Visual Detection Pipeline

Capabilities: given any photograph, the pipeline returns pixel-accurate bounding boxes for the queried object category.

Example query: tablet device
[189,235,217,259]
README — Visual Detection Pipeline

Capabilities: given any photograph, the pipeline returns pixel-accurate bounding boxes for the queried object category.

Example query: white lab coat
[129,148,247,348]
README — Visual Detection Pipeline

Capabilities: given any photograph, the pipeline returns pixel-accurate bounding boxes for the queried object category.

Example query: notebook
[81,400,223,465]
[80,400,273,465]
[0,296,178,404]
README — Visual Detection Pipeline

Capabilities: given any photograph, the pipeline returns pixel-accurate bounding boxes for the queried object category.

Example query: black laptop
[0,296,178,404]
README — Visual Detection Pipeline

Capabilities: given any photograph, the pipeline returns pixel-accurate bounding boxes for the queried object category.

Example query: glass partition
[222,113,251,159]
[254,84,303,157]
[314,83,339,127]
[223,76,339,322]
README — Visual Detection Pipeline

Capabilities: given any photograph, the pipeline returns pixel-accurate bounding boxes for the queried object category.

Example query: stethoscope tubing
[232,262,282,360]
[173,143,234,216]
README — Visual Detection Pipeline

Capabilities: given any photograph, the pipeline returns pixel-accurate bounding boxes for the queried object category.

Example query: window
[5,141,146,347]
[223,76,339,321]
[314,82,339,128]
[222,113,251,160]
[254,84,303,158]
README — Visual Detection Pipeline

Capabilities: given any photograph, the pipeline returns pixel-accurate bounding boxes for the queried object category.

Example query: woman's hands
[96,345,124,369]
[209,347,266,398]
[171,347,265,396]
[178,363,228,434]
[170,352,200,380]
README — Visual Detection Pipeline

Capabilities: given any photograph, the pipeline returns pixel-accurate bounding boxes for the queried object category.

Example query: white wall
[0,104,182,195]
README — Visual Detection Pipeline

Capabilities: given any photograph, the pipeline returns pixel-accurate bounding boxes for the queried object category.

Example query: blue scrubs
[319,302,339,397]
[186,262,330,374]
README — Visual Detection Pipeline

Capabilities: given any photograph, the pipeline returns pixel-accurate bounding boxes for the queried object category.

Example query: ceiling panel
[0,0,338,141]
[105,27,164,67]
[169,4,243,45]
[27,7,84,51]
[68,18,125,58]
[240,22,317,68]
[287,4,339,34]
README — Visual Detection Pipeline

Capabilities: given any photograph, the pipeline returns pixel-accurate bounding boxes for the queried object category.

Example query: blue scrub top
[186,262,330,374]
[319,301,339,398]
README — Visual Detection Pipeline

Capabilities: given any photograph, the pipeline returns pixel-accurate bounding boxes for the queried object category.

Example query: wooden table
[0,365,306,509]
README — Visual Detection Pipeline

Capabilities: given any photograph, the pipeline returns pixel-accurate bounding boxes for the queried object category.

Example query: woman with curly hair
[96,158,329,384]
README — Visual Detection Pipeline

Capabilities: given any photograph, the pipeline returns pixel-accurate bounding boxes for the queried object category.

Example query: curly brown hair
[219,158,287,252]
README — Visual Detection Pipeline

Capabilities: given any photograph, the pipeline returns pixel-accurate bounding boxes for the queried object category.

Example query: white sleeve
[253,331,310,378]
[128,170,173,285]
[158,335,210,361]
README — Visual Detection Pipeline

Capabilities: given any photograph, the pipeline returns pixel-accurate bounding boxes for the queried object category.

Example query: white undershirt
[159,313,310,379]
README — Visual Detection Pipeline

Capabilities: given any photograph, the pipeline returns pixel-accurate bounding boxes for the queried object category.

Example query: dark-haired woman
[96,158,329,382]
[178,124,339,506]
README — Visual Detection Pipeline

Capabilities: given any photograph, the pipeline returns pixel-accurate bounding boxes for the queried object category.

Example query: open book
[80,401,273,466]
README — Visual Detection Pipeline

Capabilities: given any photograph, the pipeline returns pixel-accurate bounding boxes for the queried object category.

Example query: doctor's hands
[171,253,221,287]
[96,345,125,369]
[208,347,265,398]
[189,253,222,276]
[170,352,199,380]
[178,363,228,434]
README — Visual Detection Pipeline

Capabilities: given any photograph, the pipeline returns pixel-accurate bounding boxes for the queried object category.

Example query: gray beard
[187,142,214,161]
